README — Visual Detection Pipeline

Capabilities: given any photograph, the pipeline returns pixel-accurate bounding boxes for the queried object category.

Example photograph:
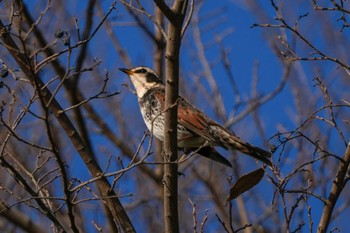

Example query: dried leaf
[226,168,265,204]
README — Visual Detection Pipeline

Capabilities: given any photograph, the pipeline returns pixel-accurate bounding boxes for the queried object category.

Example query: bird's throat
[131,77,162,98]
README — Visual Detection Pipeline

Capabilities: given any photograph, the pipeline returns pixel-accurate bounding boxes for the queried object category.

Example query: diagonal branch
[153,0,175,22]
[0,199,47,233]
[317,142,350,233]
[0,20,135,233]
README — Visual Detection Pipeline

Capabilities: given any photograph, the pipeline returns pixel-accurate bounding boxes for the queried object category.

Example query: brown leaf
[226,168,265,204]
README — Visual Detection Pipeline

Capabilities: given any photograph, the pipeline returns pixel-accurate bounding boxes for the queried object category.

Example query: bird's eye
[136,68,147,74]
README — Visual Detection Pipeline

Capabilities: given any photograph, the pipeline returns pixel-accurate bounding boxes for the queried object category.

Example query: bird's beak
[119,68,133,75]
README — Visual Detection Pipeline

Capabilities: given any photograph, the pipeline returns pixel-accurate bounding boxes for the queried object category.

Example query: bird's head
[119,66,163,98]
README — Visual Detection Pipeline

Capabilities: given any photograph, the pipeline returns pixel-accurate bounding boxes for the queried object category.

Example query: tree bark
[155,0,188,232]
[317,142,350,233]
[163,21,181,232]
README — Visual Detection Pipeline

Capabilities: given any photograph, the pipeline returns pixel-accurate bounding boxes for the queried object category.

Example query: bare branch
[0,19,135,232]
[317,142,350,233]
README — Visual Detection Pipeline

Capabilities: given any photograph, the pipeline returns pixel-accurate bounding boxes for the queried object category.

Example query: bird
[119,66,272,167]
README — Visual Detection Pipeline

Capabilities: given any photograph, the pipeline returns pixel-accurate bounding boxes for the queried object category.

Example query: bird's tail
[209,124,272,166]
[228,138,272,166]
[242,143,272,166]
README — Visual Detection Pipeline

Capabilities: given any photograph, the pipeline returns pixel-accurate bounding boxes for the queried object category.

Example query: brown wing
[177,97,227,148]
[177,96,272,165]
